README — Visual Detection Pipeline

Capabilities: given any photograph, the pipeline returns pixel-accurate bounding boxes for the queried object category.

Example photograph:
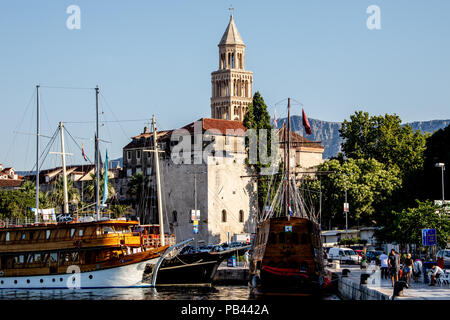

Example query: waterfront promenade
[328,265,450,300]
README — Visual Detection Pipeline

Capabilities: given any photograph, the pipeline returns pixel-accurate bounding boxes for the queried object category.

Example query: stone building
[211,15,253,121]
[121,14,324,244]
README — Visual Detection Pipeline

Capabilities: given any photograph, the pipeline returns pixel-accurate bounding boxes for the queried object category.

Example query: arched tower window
[222,210,227,222]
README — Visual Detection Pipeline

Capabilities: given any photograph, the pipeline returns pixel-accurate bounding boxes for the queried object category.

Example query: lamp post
[435,163,445,205]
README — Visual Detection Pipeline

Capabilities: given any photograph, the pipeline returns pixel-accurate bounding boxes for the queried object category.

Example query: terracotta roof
[124,130,173,149]
[181,118,246,136]
[278,127,324,150]
[0,179,23,188]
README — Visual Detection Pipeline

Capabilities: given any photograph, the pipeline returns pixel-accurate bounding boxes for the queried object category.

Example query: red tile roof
[278,127,324,150]
[181,118,246,136]
[0,179,23,188]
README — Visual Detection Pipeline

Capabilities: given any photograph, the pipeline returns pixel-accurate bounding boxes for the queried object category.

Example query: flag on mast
[302,108,312,135]
[101,149,108,205]
[81,144,88,161]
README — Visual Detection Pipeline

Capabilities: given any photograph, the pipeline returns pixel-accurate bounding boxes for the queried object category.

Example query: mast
[59,122,69,214]
[152,115,165,246]
[286,97,291,220]
[35,85,40,223]
[95,86,100,220]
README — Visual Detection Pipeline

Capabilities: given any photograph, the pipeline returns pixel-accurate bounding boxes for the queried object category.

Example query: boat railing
[142,234,176,248]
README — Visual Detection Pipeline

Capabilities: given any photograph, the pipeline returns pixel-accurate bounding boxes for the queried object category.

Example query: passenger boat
[249,98,330,296]
[0,87,171,289]
[0,219,168,289]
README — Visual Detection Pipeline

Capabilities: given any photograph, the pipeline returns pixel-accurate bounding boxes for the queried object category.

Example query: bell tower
[211,14,253,121]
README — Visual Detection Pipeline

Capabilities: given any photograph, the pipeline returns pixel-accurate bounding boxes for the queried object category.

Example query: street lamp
[435,163,445,205]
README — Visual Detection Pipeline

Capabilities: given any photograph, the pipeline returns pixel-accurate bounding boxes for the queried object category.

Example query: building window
[239,210,244,223]
[136,167,142,174]
[146,167,152,176]
[222,210,227,223]
[46,230,51,240]
[172,211,177,223]
[136,150,141,162]
[127,169,132,177]
[127,151,132,161]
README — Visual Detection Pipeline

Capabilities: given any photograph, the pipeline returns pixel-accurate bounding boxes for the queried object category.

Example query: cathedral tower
[211,15,253,121]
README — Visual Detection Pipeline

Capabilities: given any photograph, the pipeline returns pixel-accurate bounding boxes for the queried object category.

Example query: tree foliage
[243,91,274,211]
[377,200,450,248]
[315,158,402,229]
[339,111,427,176]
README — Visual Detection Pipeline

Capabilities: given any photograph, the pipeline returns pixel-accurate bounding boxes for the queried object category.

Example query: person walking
[379,251,389,280]
[388,249,400,287]
[403,253,415,286]
[244,250,249,268]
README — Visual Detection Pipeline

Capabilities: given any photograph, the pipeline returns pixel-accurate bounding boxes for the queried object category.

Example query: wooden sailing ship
[249,98,330,296]
[0,86,171,289]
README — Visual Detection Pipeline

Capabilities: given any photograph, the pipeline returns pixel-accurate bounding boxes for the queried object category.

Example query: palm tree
[84,172,116,203]
[50,176,80,212]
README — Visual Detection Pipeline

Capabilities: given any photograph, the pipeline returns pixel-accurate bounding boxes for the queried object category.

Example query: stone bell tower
[210,14,253,121]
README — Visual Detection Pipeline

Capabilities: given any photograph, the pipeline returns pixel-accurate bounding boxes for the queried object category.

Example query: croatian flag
[302,108,312,135]
[273,109,278,128]
[81,144,88,162]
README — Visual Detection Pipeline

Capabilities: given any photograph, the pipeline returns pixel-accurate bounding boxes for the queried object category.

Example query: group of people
[378,249,445,286]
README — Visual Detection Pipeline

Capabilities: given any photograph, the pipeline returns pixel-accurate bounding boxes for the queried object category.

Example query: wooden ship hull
[0,220,169,289]
[250,217,328,296]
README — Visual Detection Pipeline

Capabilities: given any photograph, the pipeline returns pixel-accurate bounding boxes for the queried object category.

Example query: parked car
[365,250,383,265]
[328,247,360,265]
[436,249,450,269]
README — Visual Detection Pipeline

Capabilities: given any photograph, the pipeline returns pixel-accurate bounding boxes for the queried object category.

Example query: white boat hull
[0,257,159,289]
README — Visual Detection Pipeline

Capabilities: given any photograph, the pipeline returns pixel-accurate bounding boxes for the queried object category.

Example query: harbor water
[0,285,340,300]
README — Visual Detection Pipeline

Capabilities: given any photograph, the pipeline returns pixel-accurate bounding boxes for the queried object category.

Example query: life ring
[0,220,5,228]
[0,271,4,277]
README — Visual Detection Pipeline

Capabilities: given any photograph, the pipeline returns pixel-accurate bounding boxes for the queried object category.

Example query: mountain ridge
[276,116,450,159]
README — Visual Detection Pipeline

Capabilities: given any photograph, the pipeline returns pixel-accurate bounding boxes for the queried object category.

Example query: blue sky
[1,0,449,170]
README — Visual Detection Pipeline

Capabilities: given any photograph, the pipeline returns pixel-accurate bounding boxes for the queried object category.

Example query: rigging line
[26,127,59,175]
[38,91,55,137]
[64,126,94,164]
[23,99,36,172]
[3,89,36,163]
[99,92,130,140]
[39,85,95,90]
[61,119,154,124]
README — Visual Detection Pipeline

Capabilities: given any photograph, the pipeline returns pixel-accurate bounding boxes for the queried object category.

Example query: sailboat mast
[152,115,165,246]
[35,85,40,223]
[95,86,100,220]
[59,122,69,214]
[286,98,291,218]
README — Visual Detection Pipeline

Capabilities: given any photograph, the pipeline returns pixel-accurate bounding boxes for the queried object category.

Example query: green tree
[421,124,450,202]
[377,200,450,249]
[314,158,402,229]
[339,111,427,176]
[50,176,80,211]
[243,91,274,212]
[84,172,116,203]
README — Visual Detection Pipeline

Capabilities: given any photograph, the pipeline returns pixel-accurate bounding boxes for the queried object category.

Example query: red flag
[81,144,88,162]
[302,108,312,135]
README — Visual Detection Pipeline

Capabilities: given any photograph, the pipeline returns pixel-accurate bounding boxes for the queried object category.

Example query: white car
[328,247,360,265]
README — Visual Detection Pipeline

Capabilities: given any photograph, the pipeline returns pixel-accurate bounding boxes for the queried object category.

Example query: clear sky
[1,0,449,170]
